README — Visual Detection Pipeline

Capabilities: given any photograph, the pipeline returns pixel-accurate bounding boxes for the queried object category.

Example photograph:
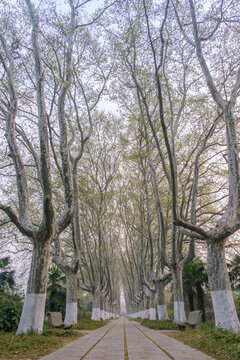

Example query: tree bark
[156,279,169,320]
[196,283,205,322]
[207,240,240,333]
[16,241,51,334]
[64,272,78,324]
[172,264,186,324]
[100,293,105,320]
[91,291,100,320]
[13,0,74,334]
[149,290,156,320]
[140,300,145,319]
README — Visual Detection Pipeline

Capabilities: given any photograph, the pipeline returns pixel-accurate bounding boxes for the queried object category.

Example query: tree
[173,0,240,332]
[183,258,208,321]
[0,257,23,332]
[228,255,240,291]
[108,0,219,324]
[77,114,121,320]
[0,0,77,334]
[52,34,109,325]
[46,266,66,314]
[0,257,15,292]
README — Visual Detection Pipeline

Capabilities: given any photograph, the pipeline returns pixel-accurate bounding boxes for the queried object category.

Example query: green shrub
[73,318,109,330]
[140,319,178,330]
[77,310,92,320]
[166,309,174,319]
[42,329,80,337]
[0,292,23,332]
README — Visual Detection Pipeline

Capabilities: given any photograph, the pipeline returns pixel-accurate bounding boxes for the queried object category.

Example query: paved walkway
[40,318,215,360]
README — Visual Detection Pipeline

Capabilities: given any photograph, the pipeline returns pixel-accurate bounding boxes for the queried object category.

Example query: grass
[130,318,178,330]
[123,320,128,360]
[72,318,109,330]
[0,318,109,360]
[167,322,240,360]
[0,328,83,360]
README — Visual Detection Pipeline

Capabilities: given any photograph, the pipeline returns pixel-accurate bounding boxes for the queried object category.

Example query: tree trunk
[156,280,169,320]
[207,240,240,332]
[104,299,109,319]
[140,300,145,319]
[196,283,206,322]
[100,294,105,320]
[149,290,156,320]
[91,291,100,320]
[188,293,194,312]
[16,241,51,334]
[172,264,186,324]
[144,296,149,319]
[64,272,78,324]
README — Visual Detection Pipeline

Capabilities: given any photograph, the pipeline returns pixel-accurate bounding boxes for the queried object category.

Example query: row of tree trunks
[91,291,119,320]
[128,291,170,320]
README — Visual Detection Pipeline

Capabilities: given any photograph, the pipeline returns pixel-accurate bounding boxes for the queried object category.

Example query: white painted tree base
[157,304,169,320]
[149,308,156,320]
[16,293,46,334]
[211,290,240,333]
[91,307,100,321]
[64,302,78,324]
[173,301,186,324]
[105,311,109,319]
[144,309,149,319]
[132,312,139,318]
[100,310,105,320]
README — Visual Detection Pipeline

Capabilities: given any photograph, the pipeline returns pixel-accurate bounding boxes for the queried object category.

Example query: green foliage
[0,256,15,292]
[42,328,80,337]
[183,258,208,318]
[0,292,23,332]
[183,258,208,289]
[78,292,93,313]
[227,256,240,312]
[72,318,109,330]
[46,266,66,315]
[0,257,23,332]
[228,255,240,290]
[78,310,92,319]
[134,319,178,330]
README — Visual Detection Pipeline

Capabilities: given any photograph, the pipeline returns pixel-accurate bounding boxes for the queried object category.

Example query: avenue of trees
[0,0,240,334]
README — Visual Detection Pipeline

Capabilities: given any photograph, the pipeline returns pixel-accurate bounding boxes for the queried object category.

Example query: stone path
[40,318,215,360]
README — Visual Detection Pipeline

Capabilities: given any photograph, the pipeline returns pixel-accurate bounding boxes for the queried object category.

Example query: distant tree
[0,257,15,293]
[183,258,208,322]
[46,266,66,314]
[228,255,240,290]
[183,266,195,312]
[0,257,23,332]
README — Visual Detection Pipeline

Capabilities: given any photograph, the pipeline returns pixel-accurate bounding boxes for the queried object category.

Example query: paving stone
[41,317,216,360]
[135,322,215,360]
[126,320,173,360]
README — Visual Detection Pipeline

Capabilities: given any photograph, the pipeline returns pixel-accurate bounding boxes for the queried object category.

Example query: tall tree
[0,0,75,334]
[0,257,15,292]
[107,0,218,324]
[173,0,240,332]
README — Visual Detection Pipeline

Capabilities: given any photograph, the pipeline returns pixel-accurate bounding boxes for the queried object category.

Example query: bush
[0,292,23,332]
[139,319,178,330]
[166,309,174,319]
[77,310,92,320]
